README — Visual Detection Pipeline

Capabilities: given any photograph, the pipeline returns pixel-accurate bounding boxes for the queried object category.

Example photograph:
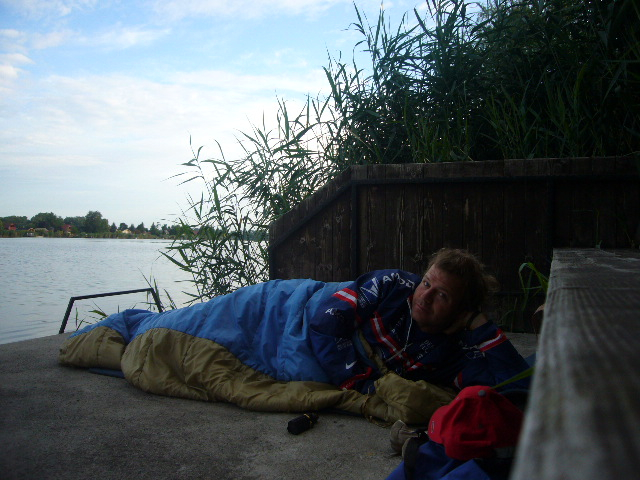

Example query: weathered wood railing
[268,158,639,330]
[511,248,640,479]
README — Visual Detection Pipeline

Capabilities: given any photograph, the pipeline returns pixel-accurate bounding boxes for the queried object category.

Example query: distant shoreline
[0,234,177,240]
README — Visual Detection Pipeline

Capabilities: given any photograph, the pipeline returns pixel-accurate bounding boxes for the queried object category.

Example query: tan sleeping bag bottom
[59,326,455,425]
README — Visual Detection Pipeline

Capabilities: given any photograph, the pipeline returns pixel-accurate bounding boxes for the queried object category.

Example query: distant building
[61,224,73,234]
[8,223,16,231]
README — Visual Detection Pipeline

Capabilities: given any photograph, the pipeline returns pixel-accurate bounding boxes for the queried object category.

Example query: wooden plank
[438,161,468,179]
[301,223,318,279]
[593,180,617,249]
[402,180,428,275]
[423,184,444,258]
[271,236,299,279]
[328,167,352,193]
[441,183,466,249]
[532,157,552,176]
[279,220,318,280]
[591,156,615,175]
[331,192,351,281]
[351,165,368,181]
[359,183,387,273]
[523,174,551,264]
[383,163,405,180]
[269,218,283,245]
[462,180,483,258]
[512,248,640,480]
[477,162,506,281]
[422,162,441,179]
[611,159,640,248]
[616,179,640,248]
[553,179,574,247]
[304,189,331,280]
[571,178,598,247]
[380,162,406,271]
[315,199,335,282]
[566,156,593,175]
[480,181,503,283]
[402,163,427,180]
[502,176,527,290]
[385,183,407,270]
[504,159,524,178]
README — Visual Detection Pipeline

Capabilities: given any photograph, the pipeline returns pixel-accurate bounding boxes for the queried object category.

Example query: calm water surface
[0,238,196,345]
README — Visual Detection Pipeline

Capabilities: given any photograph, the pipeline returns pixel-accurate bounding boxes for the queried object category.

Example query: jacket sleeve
[453,322,532,390]
[308,270,419,390]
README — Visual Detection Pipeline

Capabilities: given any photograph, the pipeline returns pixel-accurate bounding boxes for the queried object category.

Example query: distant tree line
[0,211,180,238]
[0,211,267,241]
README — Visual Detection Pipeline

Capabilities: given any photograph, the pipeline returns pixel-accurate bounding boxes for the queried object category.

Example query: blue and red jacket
[308,269,530,393]
[73,269,529,393]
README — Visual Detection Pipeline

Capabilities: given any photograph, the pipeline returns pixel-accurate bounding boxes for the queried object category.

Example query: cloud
[0,65,329,224]
[89,25,172,50]
[17,26,169,51]
[0,28,27,52]
[0,28,25,41]
[0,0,100,19]
[0,52,33,92]
[167,68,326,94]
[151,0,355,21]
[0,62,328,173]
[0,52,33,77]
[30,29,75,49]
[0,52,33,65]
[0,63,21,81]
[0,68,261,222]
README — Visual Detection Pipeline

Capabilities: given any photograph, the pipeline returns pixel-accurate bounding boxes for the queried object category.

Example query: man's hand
[443,311,488,335]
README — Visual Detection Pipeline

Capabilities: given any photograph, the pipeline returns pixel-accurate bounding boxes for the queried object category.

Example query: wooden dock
[511,248,640,479]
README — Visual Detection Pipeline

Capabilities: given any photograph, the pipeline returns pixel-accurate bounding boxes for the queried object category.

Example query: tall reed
[170,0,640,300]
[166,97,340,298]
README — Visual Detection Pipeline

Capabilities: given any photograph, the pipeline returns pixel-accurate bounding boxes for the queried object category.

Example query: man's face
[411,265,465,333]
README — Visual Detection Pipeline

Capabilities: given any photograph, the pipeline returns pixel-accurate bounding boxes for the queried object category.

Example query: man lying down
[59,248,530,424]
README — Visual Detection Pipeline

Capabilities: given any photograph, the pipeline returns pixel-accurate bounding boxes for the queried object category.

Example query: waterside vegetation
[165,0,639,302]
[0,211,181,239]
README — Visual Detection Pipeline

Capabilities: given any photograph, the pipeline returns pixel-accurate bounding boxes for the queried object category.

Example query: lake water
[0,238,197,345]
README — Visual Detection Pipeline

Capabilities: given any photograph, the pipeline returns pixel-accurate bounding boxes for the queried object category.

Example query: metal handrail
[59,288,163,334]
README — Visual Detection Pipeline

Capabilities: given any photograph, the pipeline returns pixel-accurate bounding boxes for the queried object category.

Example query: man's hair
[427,248,499,311]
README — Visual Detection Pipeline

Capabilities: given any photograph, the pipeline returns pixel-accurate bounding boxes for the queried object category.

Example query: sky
[0,0,428,229]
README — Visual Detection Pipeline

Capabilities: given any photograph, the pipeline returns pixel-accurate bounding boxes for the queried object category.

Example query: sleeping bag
[59,269,528,423]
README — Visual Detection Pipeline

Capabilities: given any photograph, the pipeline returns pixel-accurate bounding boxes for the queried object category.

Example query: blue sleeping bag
[70,278,351,383]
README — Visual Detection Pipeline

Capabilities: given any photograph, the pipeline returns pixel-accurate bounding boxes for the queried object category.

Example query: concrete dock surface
[0,332,537,480]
